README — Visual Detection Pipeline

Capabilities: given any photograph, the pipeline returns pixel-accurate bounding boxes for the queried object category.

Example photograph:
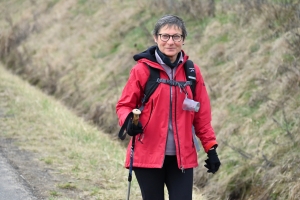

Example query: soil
[0,137,74,199]
[0,111,78,199]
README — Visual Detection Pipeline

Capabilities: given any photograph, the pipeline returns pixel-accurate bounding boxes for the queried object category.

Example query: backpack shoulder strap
[184,60,196,97]
[141,65,160,105]
[142,61,196,105]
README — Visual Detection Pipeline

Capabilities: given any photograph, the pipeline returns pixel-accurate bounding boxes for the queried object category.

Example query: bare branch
[221,139,253,159]
[272,106,294,141]
[262,153,275,167]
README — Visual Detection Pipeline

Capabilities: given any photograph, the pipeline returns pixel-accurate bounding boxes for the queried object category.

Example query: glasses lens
[160,34,170,42]
[173,35,182,42]
[159,34,182,42]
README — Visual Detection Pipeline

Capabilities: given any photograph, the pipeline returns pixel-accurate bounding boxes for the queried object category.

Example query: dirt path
[0,137,54,200]
[0,151,37,200]
[0,92,77,200]
[0,86,47,199]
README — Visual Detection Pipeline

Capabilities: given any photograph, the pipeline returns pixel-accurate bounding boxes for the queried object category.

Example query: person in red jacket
[116,14,220,200]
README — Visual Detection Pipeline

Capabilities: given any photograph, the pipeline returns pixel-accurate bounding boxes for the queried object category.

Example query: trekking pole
[127,109,141,200]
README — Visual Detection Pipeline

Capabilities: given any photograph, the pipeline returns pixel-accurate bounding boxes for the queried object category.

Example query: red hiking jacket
[116,46,217,170]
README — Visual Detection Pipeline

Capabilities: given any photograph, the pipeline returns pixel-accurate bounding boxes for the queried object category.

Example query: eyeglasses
[158,34,183,42]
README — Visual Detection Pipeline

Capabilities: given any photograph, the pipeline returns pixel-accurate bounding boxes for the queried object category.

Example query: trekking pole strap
[118,112,133,140]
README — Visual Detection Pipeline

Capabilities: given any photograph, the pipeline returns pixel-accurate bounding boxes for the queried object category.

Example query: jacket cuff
[204,141,218,153]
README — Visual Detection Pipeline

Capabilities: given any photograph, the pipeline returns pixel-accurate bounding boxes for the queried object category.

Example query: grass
[0,64,207,199]
[50,190,60,196]
[1,0,300,199]
[58,183,77,190]
[0,65,140,199]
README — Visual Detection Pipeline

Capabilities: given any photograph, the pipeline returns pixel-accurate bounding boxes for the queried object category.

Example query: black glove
[204,147,221,174]
[126,120,143,136]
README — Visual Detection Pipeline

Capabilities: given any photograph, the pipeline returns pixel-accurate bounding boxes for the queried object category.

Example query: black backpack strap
[141,65,160,105]
[184,60,196,97]
[141,61,196,105]
[157,79,192,87]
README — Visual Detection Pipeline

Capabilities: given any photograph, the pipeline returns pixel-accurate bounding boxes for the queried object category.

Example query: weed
[49,190,60,196]
[110,42,120,54]
[46,0,59,9]
[90,187,100,196]
[250,43,260,53]
[42,99,50,111]
[41,157,53,165]
[72,164,80,172]
[89,158,97,166]
[58,183,77,190]
[68,152,82,159]
[282,53,295,63]
[216,13,236,25]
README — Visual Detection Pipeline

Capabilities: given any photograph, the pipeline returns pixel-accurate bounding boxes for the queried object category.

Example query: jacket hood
[133,45,157,62]
[133,45,187,65]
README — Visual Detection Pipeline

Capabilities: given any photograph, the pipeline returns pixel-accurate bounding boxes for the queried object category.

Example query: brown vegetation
[1,0,300,199]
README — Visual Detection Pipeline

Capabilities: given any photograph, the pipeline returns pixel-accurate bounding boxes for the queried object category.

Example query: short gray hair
[153,15,187,40]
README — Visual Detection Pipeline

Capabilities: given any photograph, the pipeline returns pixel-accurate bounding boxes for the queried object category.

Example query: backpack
[140,60,196,107]
[140,59,201,152]
[118,60,199,147]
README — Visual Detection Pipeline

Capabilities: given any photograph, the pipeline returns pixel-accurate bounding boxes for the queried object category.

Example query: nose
[167,38,175,44]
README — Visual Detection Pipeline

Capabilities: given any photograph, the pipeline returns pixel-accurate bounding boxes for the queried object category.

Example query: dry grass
[195,4,300,198]
[1,0,300,199]
[0,65,206,199]
[0,64,139,199]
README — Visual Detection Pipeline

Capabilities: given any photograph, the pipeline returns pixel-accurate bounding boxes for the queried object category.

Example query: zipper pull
[181,166,185,173]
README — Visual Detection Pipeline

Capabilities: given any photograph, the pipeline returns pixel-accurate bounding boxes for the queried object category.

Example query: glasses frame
[158,34,183,42]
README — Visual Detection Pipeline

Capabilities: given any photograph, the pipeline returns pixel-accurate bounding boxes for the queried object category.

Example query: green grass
[2,0,300,199]
[0,64,207,199]
[282,53,295,63]
[71,0,99,16]
[216,13,237,25]
[0,65,141,199]
[186,17,211,37]
[58,183,77,190]
[46,0,59,8]
[49,190,60,196]
[227,103,259,118]
[41,157,54,165]
[214,33,230,43]
[249,43,260,53]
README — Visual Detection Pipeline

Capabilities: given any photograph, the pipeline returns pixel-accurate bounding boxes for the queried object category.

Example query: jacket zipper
[172,69,184,173]
[175,88,184,173]
[161,84,172,168]
[161,70,172,168]
[160,68,184,172]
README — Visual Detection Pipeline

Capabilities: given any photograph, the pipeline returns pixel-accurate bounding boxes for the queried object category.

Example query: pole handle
[132,109,141,126]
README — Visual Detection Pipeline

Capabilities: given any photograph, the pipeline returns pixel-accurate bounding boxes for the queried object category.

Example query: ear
[153,35,158,43]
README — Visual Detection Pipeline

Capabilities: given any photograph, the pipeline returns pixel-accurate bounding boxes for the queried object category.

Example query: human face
[154,25,184,63]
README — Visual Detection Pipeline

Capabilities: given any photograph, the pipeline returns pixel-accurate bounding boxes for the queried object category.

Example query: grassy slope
[1,0,300,199]
[0,65,206,199]
[0,64,139,199]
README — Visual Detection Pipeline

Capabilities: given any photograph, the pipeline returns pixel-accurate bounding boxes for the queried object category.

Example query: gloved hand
[204,147,221,174]
[126,120,143,136]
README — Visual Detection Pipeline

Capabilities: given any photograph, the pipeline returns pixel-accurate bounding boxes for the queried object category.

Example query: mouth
[166,48,176,51]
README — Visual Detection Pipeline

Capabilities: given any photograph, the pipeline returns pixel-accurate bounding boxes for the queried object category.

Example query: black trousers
[133,156,193,200]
